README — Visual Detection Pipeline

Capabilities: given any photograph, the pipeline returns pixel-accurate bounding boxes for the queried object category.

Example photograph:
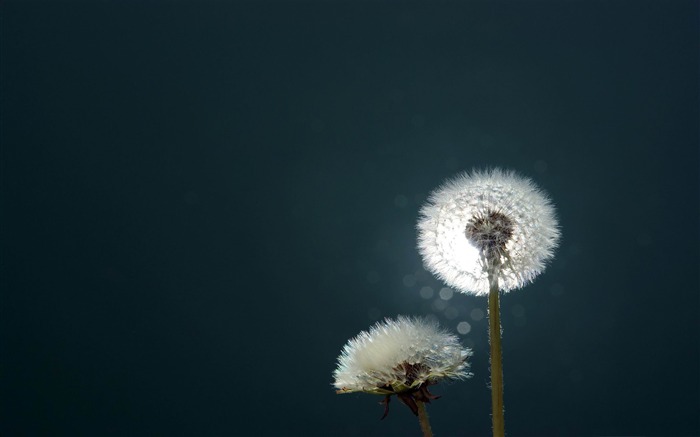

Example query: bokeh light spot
[419,286,434,299]
[470,308,485,321]
[444,306,459,320]
[439,287,454,300]
[432,299,448,311]
[457,321,471,335]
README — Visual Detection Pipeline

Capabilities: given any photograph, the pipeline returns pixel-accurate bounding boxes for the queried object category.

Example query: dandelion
[333,316,472,437]
[417,168,560,437]
[417,168,560,295]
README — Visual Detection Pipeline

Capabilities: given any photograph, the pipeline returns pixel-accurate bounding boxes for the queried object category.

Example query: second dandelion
[333,316,472,437]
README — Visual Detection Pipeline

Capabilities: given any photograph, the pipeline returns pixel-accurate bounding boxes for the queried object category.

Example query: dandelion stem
[416,400,434,437]
[488,268,505,437]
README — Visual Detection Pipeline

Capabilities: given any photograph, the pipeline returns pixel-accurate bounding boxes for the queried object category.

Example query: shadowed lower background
[1,1,698,436]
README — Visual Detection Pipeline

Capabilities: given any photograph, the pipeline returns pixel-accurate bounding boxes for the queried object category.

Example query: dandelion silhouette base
[337,361,442,419]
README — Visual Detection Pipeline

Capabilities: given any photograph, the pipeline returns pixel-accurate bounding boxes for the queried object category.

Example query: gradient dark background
[1,1,698,436]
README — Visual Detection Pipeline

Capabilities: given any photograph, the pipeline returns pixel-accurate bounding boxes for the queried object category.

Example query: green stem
[416,401,434,437]
[488,271,505,437]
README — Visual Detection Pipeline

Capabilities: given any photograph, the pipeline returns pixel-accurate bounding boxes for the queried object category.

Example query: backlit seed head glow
[333,316,472,396]
[417,168,560,295]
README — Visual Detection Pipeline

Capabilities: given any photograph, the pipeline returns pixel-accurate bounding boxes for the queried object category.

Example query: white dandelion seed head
[333,316,472,395]
[417,168,560,295]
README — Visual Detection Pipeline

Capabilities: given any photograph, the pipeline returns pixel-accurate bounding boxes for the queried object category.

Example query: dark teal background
[1,1,698,436]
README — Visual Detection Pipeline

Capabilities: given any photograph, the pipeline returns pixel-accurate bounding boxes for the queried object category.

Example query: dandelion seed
[333,316,472,436]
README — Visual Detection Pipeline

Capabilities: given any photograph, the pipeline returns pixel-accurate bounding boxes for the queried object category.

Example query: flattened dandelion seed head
[332,316,472,396]
[417,168,560,295]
